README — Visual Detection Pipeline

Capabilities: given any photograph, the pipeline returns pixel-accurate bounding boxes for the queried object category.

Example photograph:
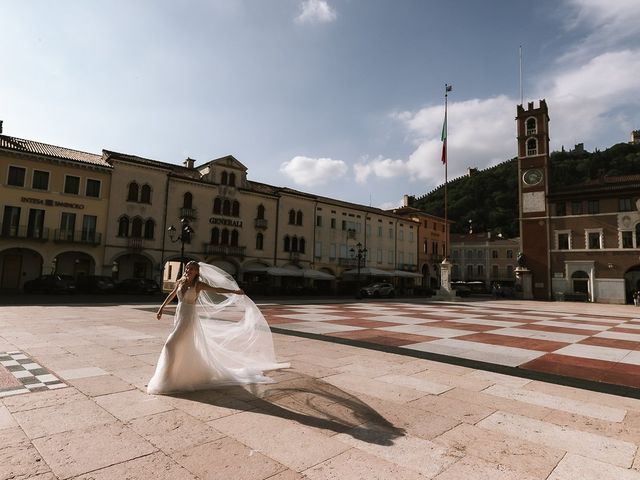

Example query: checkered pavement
[260,302,640,390]
[0,351,67,398]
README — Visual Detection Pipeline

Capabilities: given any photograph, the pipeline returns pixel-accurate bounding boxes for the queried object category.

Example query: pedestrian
[147,261,289,394]
[633,289,640,307]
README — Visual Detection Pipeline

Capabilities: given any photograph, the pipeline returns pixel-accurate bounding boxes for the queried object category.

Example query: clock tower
[516,100,551,300]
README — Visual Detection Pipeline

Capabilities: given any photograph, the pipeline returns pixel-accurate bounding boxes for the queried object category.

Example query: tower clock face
[523,168,544,186]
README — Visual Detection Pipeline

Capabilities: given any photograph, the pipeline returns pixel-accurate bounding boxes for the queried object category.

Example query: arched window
[288,209,296,224]
[526,138,537,156]
[284,235,290,252]
[131,217,143,238]
[526,117,537,134]
[144,219,155,239]
[211,228,220,245]
[230,229,239,246]
[183,192,193,209]
[256,233,264,250]
[291,236,298,252]
[232,200,240,217]
[635,223,640,246]
[221,228,230,245]
[221,171,228,185]
[299,237,306,254]
[296,210,303,226]
[229,172,236,187]
[118,216,129,237]
[213,197,221,214]
[257,204,265,220]
[223,199,231,216]
[127,182,139,202]
[141,184,152,204]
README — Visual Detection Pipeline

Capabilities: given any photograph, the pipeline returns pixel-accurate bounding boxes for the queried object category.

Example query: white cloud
[294,0,337,24]
[280,155,347,186]
[354,156,408,184]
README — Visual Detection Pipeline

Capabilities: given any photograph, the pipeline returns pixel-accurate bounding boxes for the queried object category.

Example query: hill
[410,142,640,237]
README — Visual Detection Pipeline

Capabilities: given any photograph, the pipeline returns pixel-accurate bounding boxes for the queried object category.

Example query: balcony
[0,225,49,241]
[127,237,144,251]
[53,229,102,245]
[204,244,246,257]
[180,207,197,219]
[254,218,268,229]
[338,258,357,267]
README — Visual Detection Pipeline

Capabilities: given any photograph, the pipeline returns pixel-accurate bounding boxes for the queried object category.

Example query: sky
[2,0,639,209]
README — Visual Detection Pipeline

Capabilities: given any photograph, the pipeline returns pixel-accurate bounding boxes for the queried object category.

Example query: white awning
[266,267,303,277]
[392,270,423,278]
[342,267,395,277]
[302,269,335,280]
[242,264,269,273]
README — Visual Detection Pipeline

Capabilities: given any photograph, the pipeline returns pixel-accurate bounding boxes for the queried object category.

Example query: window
[131,217,143,238]
[222,199,231,216]
[27,209,45,239]
[571,201,582,215]
[558,233,570,250]
[555,202,566,216]
[366,224,371,237]
[526,117,537,135]
[291,236,298,252]
[232,200,240,217]
[467,265,474,277]
[221,228,230,245]
[144,219,155,239]
[477,265,484,276]
[126,182,140,202]
[60,213,76,241]
[587,200,599,214]
[117,216,129,237]
[331,218,336,229]
[492,265,499,277]
[506,265,513,277]
[299,238,306,253]
[65,175,81,195]
[289,210,296,225]
[587,231,601,249]
[86,179,101,198]
[466,250,473,259]
[256,233,264,250]
[388,228,393,239]
[492,250,498,259]
[182,192,193,209]
[296,210,303,226]
[316,215,322,227]
[229,173,236,187]
[284,236,290,252]
[388,250,394,264]
[82,215,97,242]
[315,241,321,258]
[230,229,239,246]
[329,243,336,259]
[506,250,513,259]
[477,249,483,258]
[211,228,220,245]
[399,229,404,241]
[32,170,49,190]
[257,204,265,219]
[221,171,228,185]
[622,231,633,248]
[213,198,221,214]
[619,198,633,212]
[377,248,382,263]
[377,225,382,237]
[7,166,26,187]
[409,230,413,241]
[526,138,537,156]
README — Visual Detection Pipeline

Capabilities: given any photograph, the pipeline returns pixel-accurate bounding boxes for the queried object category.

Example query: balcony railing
[338,258,357,267]
[180,207,197,219]
[127,237,144,250]
[204,244,246,257]
[0,225,49,241]
[254,218,268,229]
[53,229,102,245]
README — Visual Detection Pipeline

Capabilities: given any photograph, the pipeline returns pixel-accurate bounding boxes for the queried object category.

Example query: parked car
[77,275,116,294]
[23,274,77,294]
[115,278,161,295]
[451,281,471,297]
[359,282,395,298]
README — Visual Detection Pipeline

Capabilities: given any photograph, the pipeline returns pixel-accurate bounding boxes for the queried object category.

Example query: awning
[266,267,303,277]
[243,264,269,273]
[392,270,423,278]
[302,269,335,280]
[342,267,395,277]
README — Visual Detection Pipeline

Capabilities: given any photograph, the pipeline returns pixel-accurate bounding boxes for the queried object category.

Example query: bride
[147,261,289,395]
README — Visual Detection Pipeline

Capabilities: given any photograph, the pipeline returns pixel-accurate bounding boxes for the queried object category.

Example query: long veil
[193,262,289,385]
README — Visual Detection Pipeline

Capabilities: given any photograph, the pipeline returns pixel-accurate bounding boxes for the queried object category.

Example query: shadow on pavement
[169,373,405,446]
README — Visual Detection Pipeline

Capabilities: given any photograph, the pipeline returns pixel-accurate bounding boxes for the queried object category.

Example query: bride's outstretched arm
[156,284,178,320]
[197,281,244,295]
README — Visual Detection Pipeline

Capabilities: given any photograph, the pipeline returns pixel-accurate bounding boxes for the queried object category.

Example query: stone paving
[1,299,640,479]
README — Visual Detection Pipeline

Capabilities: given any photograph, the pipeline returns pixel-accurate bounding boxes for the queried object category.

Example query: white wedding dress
[147,263,289,395]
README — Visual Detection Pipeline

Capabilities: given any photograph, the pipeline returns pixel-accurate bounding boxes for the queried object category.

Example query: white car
[359,282,395,298]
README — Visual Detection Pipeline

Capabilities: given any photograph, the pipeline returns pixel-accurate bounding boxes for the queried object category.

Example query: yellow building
[0,135,111,290]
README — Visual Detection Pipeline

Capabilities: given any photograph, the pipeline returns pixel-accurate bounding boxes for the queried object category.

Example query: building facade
[516,101,640,303]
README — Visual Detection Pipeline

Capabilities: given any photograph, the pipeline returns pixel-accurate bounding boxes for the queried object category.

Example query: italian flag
[441,111,447,165]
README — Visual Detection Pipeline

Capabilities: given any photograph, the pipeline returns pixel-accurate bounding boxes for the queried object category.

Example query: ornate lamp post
[350,242,367,299]
[168,217,194,278]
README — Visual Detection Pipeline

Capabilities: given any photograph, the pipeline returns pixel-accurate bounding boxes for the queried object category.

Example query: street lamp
[350,242,367,299]
[168,217,194,278]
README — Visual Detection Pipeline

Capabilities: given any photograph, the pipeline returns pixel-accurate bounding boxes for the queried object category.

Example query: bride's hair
[177,261,200,292]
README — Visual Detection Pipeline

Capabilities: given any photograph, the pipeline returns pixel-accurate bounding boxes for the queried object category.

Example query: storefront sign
[209,217,243,227]
[21,197,85,209]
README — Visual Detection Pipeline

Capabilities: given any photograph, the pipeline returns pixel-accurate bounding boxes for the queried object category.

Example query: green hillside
[410,142,640,237]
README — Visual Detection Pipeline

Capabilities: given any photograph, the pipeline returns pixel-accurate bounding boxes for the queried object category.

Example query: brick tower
[516,100,551,300]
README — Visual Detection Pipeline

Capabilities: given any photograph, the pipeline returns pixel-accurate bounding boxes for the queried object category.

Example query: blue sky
[2,0,639,208]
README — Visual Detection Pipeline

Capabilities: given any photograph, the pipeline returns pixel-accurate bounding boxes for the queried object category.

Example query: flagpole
[443,83,450,260]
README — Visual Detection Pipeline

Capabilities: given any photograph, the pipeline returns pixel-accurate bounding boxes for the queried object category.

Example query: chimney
[402,194,409,207]
[0,120,3,134]
[183,157,195,169]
